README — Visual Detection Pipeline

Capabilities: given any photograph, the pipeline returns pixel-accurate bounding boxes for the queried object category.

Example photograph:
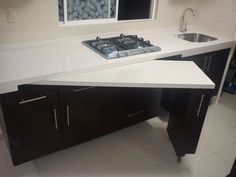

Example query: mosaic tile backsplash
[59,0,117,22]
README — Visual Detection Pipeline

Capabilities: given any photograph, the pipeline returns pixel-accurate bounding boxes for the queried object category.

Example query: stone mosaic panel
[58,0,117,22]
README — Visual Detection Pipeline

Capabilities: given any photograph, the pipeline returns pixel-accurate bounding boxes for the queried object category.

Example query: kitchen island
[0,60,215,165]
[0,28,234,166]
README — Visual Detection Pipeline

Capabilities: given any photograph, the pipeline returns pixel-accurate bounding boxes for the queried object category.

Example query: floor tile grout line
[215,151,235,167]
[167,141,220,175]
[205,139,236,154]
[214,142,236,165]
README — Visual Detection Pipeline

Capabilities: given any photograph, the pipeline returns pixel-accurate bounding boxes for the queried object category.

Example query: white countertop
[38,60,215,89]
[0,28,234,94]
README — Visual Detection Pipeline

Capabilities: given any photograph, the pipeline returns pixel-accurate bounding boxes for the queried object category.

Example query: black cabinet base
[227,158,236,177]
[0,86,212,165]
[167,89,212,157]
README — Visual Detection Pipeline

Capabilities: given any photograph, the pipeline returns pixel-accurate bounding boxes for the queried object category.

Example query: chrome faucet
[179,8,196,33]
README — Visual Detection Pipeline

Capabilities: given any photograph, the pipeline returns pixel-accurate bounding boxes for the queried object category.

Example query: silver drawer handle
[66,105,70,127]
[73,87,96,93]
[128,110,144,118]
[197,94,205,117]
[207,55,212,72]
[19,96,47,104]
[203,56,208,70]
[53,108,59,130]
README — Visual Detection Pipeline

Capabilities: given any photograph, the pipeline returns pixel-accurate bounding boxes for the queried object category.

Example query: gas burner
[82,34,161,59]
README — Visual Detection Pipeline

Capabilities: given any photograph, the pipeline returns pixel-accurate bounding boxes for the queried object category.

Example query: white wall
[192,0,236,39]
[0,0,235,44]
[0,0,189,44]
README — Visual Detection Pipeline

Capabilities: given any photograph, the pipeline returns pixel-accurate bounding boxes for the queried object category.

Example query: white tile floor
[0,92,235,177]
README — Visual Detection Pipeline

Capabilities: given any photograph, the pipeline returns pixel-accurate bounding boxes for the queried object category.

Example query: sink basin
[176,33,217,42]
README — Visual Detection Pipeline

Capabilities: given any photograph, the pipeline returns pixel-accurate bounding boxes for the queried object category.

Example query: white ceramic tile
[212,105,236,129]
[199,103,236,152]
[172,155,232,177]
[0,93,235,177]
[33,146,93,177]
[177,143,215,167]
[217,143,236,166]
[10,162,39,177]
[76,125,171,177]
[138,138,215,176]
[202,123,236,152]
[0,140,39,177]
[220,92,236,111]
[0,141,11,177]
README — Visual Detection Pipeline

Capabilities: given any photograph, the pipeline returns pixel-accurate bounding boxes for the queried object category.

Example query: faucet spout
[179,8,195,33]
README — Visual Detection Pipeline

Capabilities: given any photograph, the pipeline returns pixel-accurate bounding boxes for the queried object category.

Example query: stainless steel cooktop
[82,34,161,59]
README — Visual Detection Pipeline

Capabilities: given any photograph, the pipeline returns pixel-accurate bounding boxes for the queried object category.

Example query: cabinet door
[206,49,230,96]
[123,88,160,125]
[158,55,182,61]
[167,89,212,157]
[102,88,160,134]
[60,87,103,148]
[0,85,61,165]
[102,88,127,134]
[182,53,208,71]
[183,49,230,96]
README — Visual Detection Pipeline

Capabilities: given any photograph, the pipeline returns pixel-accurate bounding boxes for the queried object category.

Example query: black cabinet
[101,88,160,134]
[101,88,127,134]
[123,88,160,125]
[0,84,212,165]
[207,49,230,96]
[59,86,103,148]
[0,85,61,165]
[158,55,182,61]
[183,49,230,96]
[118,0,152,21]
[167,89,212,157]
[182,53,207,70]
[161,49,230,111]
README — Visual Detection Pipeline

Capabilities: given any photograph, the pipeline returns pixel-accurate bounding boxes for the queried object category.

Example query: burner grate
[82,34,161,59]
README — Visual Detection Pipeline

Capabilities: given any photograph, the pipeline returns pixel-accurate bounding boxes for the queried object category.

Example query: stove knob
[120,34,125,38]
[139,37,144,41]
[116,51,120,58]
[125,51,129,56]
[149,47,153,52]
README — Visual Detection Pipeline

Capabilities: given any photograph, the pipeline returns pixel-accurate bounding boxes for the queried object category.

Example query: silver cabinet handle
[66,105,70,127]
[19,96,47,104]
[73,87,96,93]
[203,56,208,71]
[128,110,144,118]
[207,55,212,72]
[53,108,59,130]
[197,94,205,117]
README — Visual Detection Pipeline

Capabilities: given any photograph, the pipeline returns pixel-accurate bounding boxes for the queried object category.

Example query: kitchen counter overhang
[37,60,215,89]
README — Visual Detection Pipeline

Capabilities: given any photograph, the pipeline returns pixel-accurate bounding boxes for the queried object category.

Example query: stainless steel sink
[176,33,217,42]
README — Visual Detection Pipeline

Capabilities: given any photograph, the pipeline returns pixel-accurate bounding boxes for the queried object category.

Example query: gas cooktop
[82,34,161,59]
